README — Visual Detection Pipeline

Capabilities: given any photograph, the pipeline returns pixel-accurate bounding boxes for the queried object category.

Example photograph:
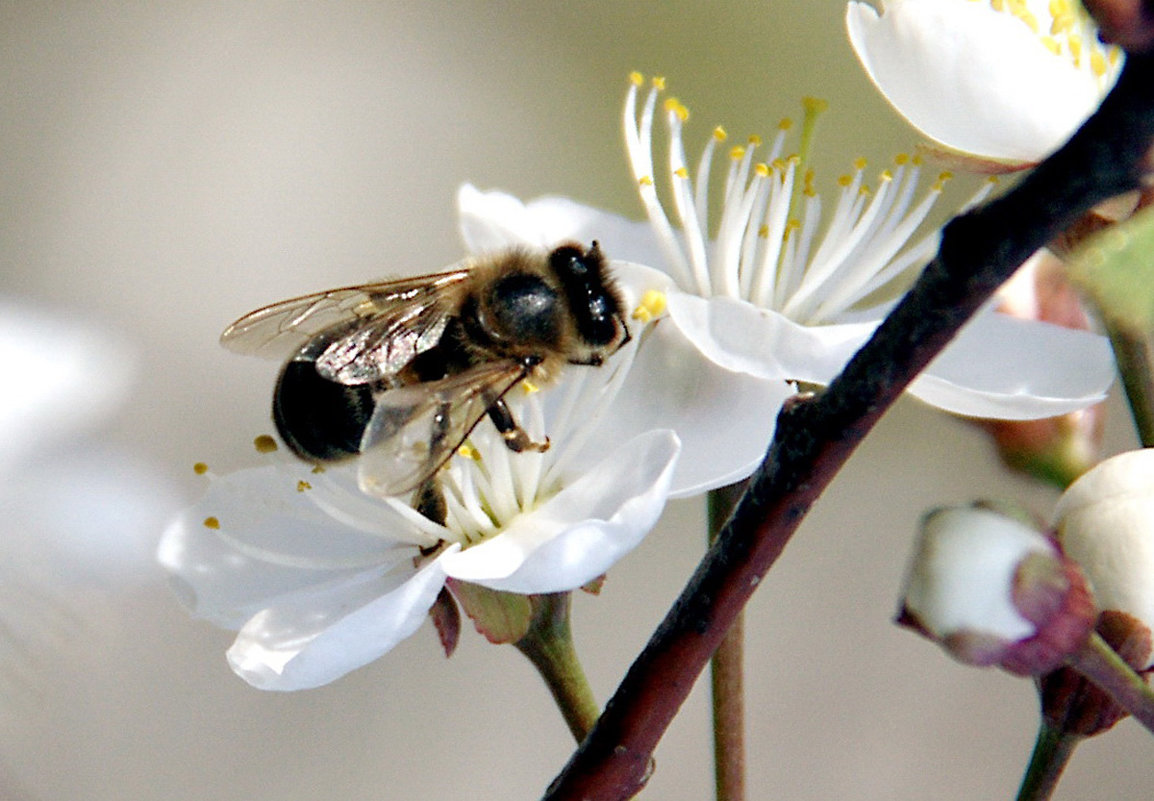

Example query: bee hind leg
[413,474,448,526]
[487,397,549,454]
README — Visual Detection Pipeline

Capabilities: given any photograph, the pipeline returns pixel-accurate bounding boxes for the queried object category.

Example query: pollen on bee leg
[631,289,668,323]
[203,516,220,530]
[457,443,481,461]
[193,461,209,475]
[520,379,541,394]
[253,434,278,454]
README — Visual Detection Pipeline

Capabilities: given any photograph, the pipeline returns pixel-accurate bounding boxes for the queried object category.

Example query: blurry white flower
[846,0,1122,164]
[159,264,684,691]
[900,506,1095,675]
[1055,448,1154,668]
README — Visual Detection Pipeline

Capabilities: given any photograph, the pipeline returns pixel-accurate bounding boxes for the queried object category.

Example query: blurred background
[1,1,1150,799]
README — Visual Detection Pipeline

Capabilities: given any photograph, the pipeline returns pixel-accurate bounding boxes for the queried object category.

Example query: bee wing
[356,361,530,498]
[219,270,471,364]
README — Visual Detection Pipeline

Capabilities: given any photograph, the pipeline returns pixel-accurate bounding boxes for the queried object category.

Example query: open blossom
[846,0,1123,165]
[159,260,690,691]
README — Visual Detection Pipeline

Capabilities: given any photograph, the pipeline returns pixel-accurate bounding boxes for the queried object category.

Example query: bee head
[548,242,627,349]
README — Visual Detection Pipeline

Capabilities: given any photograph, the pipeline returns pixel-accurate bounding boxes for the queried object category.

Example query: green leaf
[1067,204,1154,331]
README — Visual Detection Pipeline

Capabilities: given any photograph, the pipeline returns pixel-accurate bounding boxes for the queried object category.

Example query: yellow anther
[311,464,326,474]
[837,174,853,187]
[894,153,910,165]
[203,516,220,530]
[713,126,728,142]
[859,185,872,196]
[521,380,540,394]
[757,224,770,238]
[193,462,208,475]
[912,154,923,166]
[747,134,762,147]
[639,175,654,187]
[938,170,954,182]
[296,480,312,492]
[754,162,770,178]
[1069,34,1082,66]
[1040,36,1061,55]
[653,75,666,90]
[458,444,481,461]
[771,157,787,171]
[254,434,278,454]
[630,71,644,86]
[631,289,667,323]
[987,175,1000,184]
[853,157,867,171]
[778,117,793,131]
[1090,50,1107,78]
[783,219,800,241]
[674,167,689,179]
[802,96,829,115]
[729,146,746,160]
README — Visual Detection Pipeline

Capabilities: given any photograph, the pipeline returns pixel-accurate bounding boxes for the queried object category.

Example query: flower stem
[1104,319,1154,447]
[1066,631,1154,734]
[708,482,749,801]
[515,592,600,743]
[1014,722,1081,801]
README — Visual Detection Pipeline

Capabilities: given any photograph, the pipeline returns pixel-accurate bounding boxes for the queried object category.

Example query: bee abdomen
[274,360,376,462]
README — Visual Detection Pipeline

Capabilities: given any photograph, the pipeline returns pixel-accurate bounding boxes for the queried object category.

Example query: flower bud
[1055,448,1154,670]
[899,506,1096,675]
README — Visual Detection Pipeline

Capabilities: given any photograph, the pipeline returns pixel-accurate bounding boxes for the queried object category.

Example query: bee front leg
[486,397,550,454]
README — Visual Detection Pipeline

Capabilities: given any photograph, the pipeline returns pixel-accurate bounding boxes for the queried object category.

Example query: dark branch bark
[542,53,1154,801]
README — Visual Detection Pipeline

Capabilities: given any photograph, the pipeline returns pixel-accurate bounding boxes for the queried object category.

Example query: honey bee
[221,242,630,520]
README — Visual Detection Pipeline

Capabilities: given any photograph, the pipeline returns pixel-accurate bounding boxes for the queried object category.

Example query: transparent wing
[219,270,471,365]
[356,361,529,497]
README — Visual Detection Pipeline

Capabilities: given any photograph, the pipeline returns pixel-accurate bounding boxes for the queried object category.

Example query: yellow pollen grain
[778,117,793,131]
[630,71,644,86]
[713,126,728,142]
[853,157,867,170]
[521,379,540,394]
[754,162,770,178]
[297,480,312,492]
[1090,50,1107,77]
[203,516,220,530]
[757,224,770,238]
[1069,35,1082,67]
[458,444,481,461]
[254,434,278,453]
[674,167,689,179]
[632,289,667,323]
[639,175,654,187]
[653,76,666,90]
[193,462,208,475]
[311,464,326,474]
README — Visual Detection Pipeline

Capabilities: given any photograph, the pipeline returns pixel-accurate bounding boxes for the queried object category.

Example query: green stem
[1067,631,1154,734]
[515,592,600,743]
[1104,319,1154,447]
[708,482,749,801]
[1015,722,1081,801]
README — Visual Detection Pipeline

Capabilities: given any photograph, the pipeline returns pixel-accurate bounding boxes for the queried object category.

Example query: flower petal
[846,0,1109,162]
[158,465,424,628]
[439,429,679,593]
[226,554,450,690]
[908,310,1113,419]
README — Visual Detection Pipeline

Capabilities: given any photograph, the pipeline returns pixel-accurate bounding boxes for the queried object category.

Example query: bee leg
[487,397,550,453]
[413,474,447,526]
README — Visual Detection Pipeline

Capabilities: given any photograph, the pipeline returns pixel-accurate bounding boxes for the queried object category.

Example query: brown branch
[542,52,1154,801]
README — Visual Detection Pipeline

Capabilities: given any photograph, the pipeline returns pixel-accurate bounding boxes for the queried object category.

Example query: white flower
[846,0,1123,164]
[1055,448,1154,668]
[159,266,685,690]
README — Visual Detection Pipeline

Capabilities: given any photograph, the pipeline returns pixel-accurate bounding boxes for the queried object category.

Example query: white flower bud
[1055,448,1154,669]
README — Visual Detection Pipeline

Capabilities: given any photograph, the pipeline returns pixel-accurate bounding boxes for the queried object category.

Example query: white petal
[667,292,878,384]
[439,429,678,593]
[846,0,1108,162]
[158,465,423,628]
[908,310,1113,419]
[457,184,661,264]
[226,554,450,690]
[576,307,790,497]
